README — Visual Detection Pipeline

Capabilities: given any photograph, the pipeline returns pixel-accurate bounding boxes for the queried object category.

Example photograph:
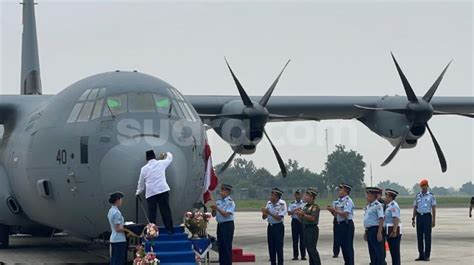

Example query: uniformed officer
[412,179,436,261]
[287,189,306,261]
[469,197,474,218]
[363,187,385,265]
[376,188,387,265]
[327,183,355,265]
[211,184,236,265]
[384,189,402,265]
[331,198,341,258]
[107,192,127,265]
[262,188,287,265]
[296,188,321,265]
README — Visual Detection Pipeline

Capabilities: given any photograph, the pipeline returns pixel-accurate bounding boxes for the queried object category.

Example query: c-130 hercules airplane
[0,0,473,248]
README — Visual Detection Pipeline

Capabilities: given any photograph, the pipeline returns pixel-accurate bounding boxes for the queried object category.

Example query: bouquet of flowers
[184,211,212,239]
[133,246,160,265]
[143,223,159,241]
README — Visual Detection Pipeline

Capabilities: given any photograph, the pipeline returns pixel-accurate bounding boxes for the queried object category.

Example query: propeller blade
[391,52,419,103]
[225,58,253,107]
[263,129,287,177]
[354,105,409,115]
[259,59,291,107]
[422,60,453,102]
[426,124,447,172]
[381,123,413,167]
[199,113,248,120]
[433,110,474,118]
[218,150,238,173]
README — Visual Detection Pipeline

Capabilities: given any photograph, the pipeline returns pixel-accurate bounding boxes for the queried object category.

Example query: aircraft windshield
[67,88,198,123]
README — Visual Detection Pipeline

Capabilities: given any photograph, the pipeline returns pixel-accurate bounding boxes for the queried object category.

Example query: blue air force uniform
[364,187,385,265]
[214,184,235,265]
[333,183,355,265]
[413,190,436,260]
[384,189,402,265]
[288,195,306,260]
[264,188,287,265]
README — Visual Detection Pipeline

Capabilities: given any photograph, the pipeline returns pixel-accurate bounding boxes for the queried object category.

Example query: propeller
[215,58,295,177]
[355,53,472,172]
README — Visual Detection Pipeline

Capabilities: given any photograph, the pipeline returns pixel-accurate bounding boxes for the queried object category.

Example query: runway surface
[0,208,473,264]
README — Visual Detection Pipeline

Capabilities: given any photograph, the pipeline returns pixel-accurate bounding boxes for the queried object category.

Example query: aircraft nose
[99,138,187,198]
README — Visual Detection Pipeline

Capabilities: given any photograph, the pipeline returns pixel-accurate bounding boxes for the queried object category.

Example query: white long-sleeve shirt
[136,152,173,199]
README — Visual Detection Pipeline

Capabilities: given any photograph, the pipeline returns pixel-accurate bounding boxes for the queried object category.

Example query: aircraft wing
[187,95,474,123]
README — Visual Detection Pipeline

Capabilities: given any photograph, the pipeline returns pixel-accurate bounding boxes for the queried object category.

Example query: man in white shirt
[136,150,174,234]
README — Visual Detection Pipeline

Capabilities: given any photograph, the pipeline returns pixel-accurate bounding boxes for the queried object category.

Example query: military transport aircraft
[0,0,473,248]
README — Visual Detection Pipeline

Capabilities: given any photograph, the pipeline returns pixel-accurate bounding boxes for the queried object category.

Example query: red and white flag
[202,140,219,203]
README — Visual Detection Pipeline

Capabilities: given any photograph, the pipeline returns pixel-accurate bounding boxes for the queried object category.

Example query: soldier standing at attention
[327,183,355,265]
[363,187,385,265]
[287,189,306,261]
[469,197,474,218]
[376,188,387,265]
[262,188,287,265]
[412,179,436,261]
[210,184,235,265]
[296,188,321,265]
[384,189,402,265]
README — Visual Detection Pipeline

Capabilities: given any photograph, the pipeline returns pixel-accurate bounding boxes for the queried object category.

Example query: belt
[268,222,283,227]
[304,224,317,227]
[417,212,432,216]
[218,221,234,225]
[337,220,353,224]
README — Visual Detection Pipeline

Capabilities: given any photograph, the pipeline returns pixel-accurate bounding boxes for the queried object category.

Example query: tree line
[214,145,474,198]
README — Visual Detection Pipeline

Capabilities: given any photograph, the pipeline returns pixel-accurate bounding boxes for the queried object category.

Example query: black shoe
[424,257,430,261]
[415,257,424,261]
[301,257,307,260]
[292,258,298,261]
[332,255,339,258]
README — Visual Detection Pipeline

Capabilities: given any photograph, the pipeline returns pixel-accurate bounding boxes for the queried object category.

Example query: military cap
[146,150,156,160]
[339,183,353,191]
[272,188,284,197]
[419,179,429,186]
[385,188,399,196]
[294,189,302,194]
[365,187,380,194]
[221,184,233,192]
[306,188,318,197]
[108,191,124,204]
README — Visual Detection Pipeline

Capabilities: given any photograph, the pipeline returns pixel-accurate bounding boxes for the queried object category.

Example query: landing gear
[0,224,9,249]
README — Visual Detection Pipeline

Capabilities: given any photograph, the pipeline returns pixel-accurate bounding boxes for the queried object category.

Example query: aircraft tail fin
[20,0,42,95]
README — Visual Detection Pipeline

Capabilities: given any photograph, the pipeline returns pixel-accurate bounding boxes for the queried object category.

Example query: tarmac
[0,208,472,264]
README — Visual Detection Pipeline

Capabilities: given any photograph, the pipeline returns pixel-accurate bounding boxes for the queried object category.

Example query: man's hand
[412,218,416,228]
[210,204,217,211]
[261,208,268,215]
[470,213,472,218]
[364,232,367,242]
[327,206,335,213]
[377,231,383,242]
[432,220,436,228]
[389,231,397,238]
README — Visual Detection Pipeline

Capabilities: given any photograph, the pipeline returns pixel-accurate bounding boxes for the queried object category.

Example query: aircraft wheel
[0,224,9,249]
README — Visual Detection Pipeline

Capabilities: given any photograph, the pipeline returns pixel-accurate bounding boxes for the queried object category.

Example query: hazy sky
[1,0,473,189]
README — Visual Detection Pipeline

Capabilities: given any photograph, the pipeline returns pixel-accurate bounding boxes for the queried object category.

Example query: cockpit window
[128,93,155,113]
[67,87,199,123]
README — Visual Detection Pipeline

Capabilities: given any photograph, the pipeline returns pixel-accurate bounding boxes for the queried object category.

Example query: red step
[232,247,256,262]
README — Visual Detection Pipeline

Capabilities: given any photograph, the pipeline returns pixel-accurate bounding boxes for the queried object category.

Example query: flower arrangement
[144,223,159,241]
[133,246,160,265]
[184,211,212,239]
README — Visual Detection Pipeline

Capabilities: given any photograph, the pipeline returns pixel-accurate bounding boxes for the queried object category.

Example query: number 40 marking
[56,149,67,165]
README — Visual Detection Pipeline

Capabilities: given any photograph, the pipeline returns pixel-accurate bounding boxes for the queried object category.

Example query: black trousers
[110,242,127,265]
[303,225,321,265]
[146,191,173,232]
[416,213,432,259]
[332,218,341,256]
[387,234,402,265]
[366,226,384,265]
[217,221,235,265]
[267,223,284,265]
[291,219,305,259]
[335,220,355,265]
